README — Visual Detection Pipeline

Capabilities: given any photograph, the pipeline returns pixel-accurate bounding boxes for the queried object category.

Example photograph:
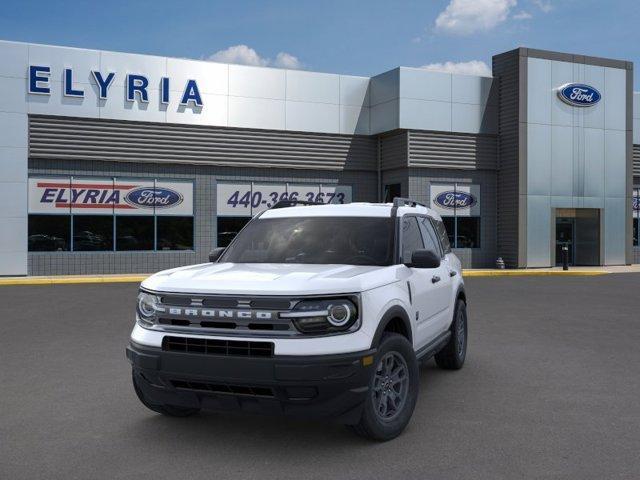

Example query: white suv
[127,198,468,441]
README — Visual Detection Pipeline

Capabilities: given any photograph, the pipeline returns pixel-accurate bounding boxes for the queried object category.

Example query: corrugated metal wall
[28,115,378,172]
[492,49,522,268]
[408,131,497,170]
[634,144,640,177]
[379,130,408,171]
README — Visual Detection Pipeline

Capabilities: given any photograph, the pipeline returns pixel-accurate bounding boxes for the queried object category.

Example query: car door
[419,216,454,334]
[400,215,449,350]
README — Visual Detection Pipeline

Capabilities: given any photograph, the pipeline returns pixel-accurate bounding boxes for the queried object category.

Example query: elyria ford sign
[557,83,601,107]
[28,65,203,107]
[433,191,477,210]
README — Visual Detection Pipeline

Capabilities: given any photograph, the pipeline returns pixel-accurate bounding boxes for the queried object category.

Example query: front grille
[151,294,298,337]
[171,379,274,397]
[162,336,274,357]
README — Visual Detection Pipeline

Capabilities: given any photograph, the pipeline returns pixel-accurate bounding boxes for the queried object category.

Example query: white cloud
[513,10,532,20]
[532,0,553,13]
[435,0,517,35]
[421,60,492,77]
[273,52,302,69]
[207,44,302,69]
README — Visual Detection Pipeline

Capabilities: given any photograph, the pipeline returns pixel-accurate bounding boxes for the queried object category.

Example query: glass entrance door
[555,217,574,266]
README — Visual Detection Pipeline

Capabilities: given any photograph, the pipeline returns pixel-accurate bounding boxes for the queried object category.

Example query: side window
[401,216,424,263]
[418,217,442,257]
[431,218,452,254]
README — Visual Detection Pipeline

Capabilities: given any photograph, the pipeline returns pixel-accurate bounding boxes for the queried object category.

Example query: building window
[217,217,250,247]
[383,184,401,203]
[158,217,194,251]
[429,183,481,249]
[28,215,71,251]
[73,216,114,251]
[27,177,194,253]
[634,218,638,247]
[116,216,154,251]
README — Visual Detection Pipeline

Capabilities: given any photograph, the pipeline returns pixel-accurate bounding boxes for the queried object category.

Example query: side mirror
[208,247,226,263]
[406,249,440,269]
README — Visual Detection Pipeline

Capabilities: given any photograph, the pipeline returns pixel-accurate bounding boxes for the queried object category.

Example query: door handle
[431,275,441,284]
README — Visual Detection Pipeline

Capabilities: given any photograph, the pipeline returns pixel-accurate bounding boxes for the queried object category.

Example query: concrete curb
[0,269,613,286]
[0,275,149,286]
[462,270,608,277]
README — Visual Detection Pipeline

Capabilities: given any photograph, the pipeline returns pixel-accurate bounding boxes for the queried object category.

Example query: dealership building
[0,39,638,276]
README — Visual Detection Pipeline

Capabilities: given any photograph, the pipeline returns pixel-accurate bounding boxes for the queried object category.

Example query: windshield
[219,216,394,266]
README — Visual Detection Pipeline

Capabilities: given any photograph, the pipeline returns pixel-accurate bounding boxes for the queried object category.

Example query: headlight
[281,297,360,335]
[136,291,160,326]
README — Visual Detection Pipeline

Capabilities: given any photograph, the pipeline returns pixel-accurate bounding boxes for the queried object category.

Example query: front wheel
[434,299,467,370]
[349,333,419,441]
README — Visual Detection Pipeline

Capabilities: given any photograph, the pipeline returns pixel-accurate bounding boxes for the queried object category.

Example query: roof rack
[270,200,319,209]
[392,197,428,209]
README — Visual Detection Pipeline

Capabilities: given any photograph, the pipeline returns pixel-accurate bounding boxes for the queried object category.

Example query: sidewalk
[1,265,638,285]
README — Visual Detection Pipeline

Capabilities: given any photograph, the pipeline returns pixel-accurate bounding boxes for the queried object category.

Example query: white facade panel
[369,69,399,106]
[527,123,552,196]
[166,93,228,126]
[0,181,27,218]
[0,76,28,114]
[451,74,493,105]
[286,70,339,104]
[583,128,605,198]
[400,98,451,132]
[0,147,27,183]
[370,99,399,134]
[582,65,605,129]
[339,76,370,107]
[451,103,485,134]
[28,81,100,118]
[29,44,100,85]
[228,64,286,100]
[604,129,627,196]
[228,96,285,130]
[527,57,552,125]
[0,112,28,148]
[99,50,166,87]
[285,101,339,133]
[99,85,166,123]
[550,125,574,196]
[399,68,451,102]
[339,105,369,135]
[166,58,228,95]
[0,40,28,78]
[604,67,626,131]
[550,61,574,127]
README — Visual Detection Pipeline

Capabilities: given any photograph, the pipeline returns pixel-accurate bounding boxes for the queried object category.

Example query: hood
[142,262,400,296]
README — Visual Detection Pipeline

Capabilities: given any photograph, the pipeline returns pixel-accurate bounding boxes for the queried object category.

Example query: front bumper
[126,341,376,424]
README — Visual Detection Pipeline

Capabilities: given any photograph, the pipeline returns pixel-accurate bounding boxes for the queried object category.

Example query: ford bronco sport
[127,198,468,441]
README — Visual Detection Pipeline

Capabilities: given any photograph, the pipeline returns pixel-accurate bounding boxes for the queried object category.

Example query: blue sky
[1,0,639,86]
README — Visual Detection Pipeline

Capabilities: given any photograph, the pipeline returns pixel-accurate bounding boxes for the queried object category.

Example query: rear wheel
[349,333,419,441]
[132,371,200,417]
[434,299,467,370]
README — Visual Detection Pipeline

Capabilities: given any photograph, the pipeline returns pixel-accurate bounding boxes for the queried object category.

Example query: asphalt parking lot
[1,274,639,480]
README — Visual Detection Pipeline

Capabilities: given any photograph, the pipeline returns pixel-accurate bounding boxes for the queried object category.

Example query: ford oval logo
[124,187,183,209]
[434,191,476,210]
[557,83,601,107]
[633,196,639,211]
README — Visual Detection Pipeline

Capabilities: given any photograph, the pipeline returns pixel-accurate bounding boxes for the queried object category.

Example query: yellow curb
[462,270,608,277]
[0,275,149,286]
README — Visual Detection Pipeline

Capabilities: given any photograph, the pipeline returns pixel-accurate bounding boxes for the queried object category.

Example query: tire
[132,371,200,417]
[434,299,467,370]
[349,333,419,441]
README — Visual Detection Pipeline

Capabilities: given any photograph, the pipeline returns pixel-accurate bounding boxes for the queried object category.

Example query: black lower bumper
[126,341,376,424]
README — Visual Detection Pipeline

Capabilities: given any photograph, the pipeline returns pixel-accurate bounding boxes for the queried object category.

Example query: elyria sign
[557,83,601,107]
[433,191,477,210]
